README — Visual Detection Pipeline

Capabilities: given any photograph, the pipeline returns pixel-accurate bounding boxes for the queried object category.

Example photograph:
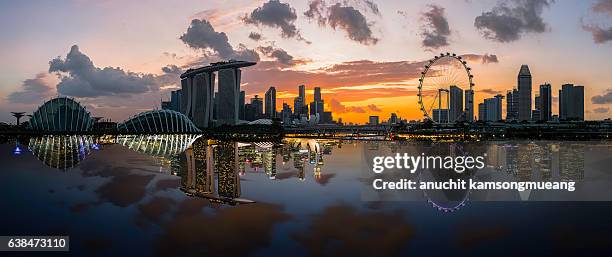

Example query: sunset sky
[1,0,612,124]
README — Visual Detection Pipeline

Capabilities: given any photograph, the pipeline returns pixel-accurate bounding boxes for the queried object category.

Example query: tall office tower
[170,89,182,112]
[506,90,514,120]
[539,83,552,121]
[299,84,306,103]
[265,87,277,119]
[281,103,292,124]
[464,89,474,122]
[478,103,486,121]
[480,96,503,122]
[485,98,497,121]
[449,85,464,122]
[311,86,324,121]
[559,84,585,121]
[180,72,214,128]
[506,88,520,120]
[239,90,246,120]
[314,87,322,102]
[251,95,264,119]
[518,65,532,121]
[389,113,398,124]
[533,95,541,121]
[298,84,308,116]
[217,68,241,125]
[494,94,504,121]
[293,97,302,116]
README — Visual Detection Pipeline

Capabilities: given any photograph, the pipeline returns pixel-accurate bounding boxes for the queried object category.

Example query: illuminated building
[215,141,241,198]
[29,97,94,132]
[118,110,200,133]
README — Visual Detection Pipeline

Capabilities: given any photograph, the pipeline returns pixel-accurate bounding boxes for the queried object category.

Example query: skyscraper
[281,103,292,124]
[479,95,503,121]
[478,103,486,121]
[559,84,584,121]
[170,89,182,112]
[239,90,246,120]
[180,72,214,128]
[518,65,532,121]
[265,87,277,119]
[506,89,519,120]
[217,68,241,125]
[314,87,322,103]
[449,85,463,122]
[465,89,474,122]
[539,83,552,121]
[533,95,541,121]
[299,84,306,102]
[251,95,263,119]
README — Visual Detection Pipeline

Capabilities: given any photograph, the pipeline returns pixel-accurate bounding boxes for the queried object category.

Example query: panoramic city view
[1,0,612,256]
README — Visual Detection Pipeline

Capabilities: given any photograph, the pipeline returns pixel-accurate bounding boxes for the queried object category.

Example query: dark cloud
[474,0,552,42]
[420,4,451,49]
[304,0,327,26]
[592,89,612,104]
[461,53,500,64]
[257,45,292,65]
[180,19,259,61]
[478,88,502,95]
[327,3,379,45]
[329,98,366,113]
[157,65,183,87]
[155,200,290,257]
[593,107,610,113]
[367,104,382,112]
[304,0,379,45]
[582,23,612,44]
[481,54,499,63]
[49,45,161,98]
[362,0,380,15]
[6,73,55,103]
[257,45,309,66]
[293,205,414,257]
[248,32,263,41]
[593,0,612,14]
[242,0,308,42]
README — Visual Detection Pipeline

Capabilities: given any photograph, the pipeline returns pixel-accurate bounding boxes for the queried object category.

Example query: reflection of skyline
[28,135,95,170]
[487,142,585,182]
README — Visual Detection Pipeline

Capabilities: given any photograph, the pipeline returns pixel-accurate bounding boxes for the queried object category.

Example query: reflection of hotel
[179,138,242,202]
[215,141,241,198]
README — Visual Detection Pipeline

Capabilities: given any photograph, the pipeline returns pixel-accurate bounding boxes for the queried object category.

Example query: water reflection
[29,135,95,170]
[13,134,605,207]
[117,134,201,157]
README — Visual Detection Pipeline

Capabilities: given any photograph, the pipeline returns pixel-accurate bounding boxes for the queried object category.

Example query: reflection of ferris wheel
[418,53,474,123]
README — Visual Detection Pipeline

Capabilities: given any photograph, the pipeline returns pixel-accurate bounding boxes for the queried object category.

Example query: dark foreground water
[1,135,611,257]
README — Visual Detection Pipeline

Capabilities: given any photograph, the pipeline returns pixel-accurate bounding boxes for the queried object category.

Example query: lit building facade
[29,97,94,132]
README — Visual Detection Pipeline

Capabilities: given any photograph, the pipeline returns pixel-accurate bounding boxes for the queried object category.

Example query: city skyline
[2,0,612,124]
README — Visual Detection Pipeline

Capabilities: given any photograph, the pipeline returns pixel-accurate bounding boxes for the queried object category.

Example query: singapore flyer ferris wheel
[417,53,475,123]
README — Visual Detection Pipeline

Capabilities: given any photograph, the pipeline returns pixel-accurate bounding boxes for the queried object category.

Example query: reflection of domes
[28,97,94,132]
[29,135,94,170]
[118,110,200,133]
[248,119,272,125]
[117,134,201,156]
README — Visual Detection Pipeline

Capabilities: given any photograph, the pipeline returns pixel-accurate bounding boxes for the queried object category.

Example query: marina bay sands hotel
[179,60,256,128]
